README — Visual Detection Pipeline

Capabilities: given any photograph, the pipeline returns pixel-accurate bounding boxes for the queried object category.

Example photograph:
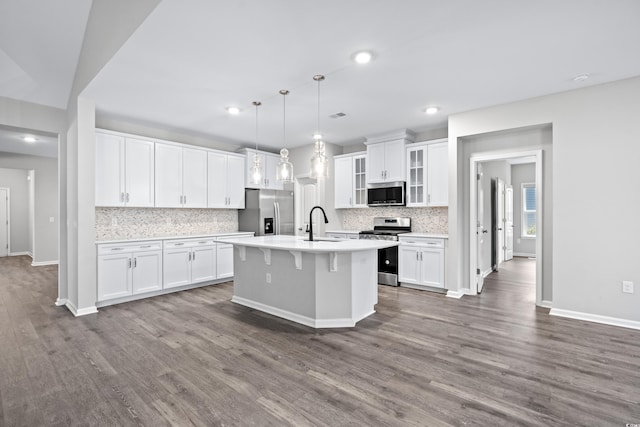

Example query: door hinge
[476,173,481,180]
[476,268,480,275]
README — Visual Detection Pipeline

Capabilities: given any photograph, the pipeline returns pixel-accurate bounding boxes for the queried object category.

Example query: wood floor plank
[1,255,639,426]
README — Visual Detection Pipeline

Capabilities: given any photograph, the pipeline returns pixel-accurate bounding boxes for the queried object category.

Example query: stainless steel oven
[359,217,411,286]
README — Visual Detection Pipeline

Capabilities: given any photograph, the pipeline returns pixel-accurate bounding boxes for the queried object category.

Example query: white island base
[230,242,381,328]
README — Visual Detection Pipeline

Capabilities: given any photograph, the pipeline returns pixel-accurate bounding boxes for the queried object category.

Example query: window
[521,183,536,238]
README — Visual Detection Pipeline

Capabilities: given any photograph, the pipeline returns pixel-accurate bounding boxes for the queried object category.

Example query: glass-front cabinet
[407,146,426,206]
[334,152,367,208]
[405,139,448,207]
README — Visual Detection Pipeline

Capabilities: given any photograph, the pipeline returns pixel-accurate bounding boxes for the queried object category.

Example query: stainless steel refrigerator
[238,189,295,236]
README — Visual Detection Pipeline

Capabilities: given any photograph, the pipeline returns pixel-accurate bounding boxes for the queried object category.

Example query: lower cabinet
[398,236,446,289]
[325,232,360,240]
[97,233,254,306]
[97,241,163,301]
[163,239,217,289]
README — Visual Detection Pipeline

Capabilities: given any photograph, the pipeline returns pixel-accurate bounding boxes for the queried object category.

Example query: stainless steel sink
[302,237,343,242]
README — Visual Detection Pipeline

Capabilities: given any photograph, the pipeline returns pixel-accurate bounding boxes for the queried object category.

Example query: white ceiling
[2,1,640,153]
[0,126,58,158]
[0,0,91,108]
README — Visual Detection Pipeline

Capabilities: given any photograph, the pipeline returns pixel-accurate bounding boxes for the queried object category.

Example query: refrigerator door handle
[274,202,281,235]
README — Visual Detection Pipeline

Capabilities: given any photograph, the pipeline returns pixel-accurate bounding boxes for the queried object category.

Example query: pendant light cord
[253,101,261,150]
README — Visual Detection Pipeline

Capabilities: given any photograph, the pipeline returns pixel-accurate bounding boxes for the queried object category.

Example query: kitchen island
[220,235,398,328]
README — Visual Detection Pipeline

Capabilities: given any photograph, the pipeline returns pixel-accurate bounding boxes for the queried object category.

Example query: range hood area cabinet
[405,139,449,207]
[238,148,284,191]
[334,152,367,208]
[95,130,155,207]
[365,129,415,184]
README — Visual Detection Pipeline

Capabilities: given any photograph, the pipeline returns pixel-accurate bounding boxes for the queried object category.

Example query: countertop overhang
[220,235,398,253]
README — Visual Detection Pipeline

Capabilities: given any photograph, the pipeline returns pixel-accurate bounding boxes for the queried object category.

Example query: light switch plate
[622,281,634,294]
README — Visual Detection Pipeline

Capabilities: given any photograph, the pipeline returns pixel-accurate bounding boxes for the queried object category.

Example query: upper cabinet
[95,130,155,207]
[208,151,246,208]
[155,143,208,208]
[365,129,415,183]
[334,152,367,208]
[406,139,448,207]
[238,148,284,190]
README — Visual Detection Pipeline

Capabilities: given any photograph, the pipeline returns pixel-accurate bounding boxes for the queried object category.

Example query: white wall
[511,163,536,256]
[449,75,640,323]
[0,168,29,254]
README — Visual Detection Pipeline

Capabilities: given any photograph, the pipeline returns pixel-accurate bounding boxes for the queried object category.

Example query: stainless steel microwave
[367,182,405,206]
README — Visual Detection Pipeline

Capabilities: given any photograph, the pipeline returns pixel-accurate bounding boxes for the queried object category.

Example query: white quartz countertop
[221,235,398,253]
[399,233,449,239]
[96,232,254,245]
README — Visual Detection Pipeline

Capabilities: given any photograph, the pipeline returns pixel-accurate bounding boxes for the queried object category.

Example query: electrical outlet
[622,281,634,294]
[111,217,118,226]
[266,273,271,284]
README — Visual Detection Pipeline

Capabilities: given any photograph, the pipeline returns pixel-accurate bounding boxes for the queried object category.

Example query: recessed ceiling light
[572,74,590,83]
[23,136,37,143]
[353,51,373,64]
[425,107,440,115]
[226,106,241,115]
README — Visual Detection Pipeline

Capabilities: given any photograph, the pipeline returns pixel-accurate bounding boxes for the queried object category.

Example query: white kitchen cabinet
[325,232,360,240]
[95,131,155,207]
[215,243,234,279]
[208,151,246,208]
[163,239,217,289]
[334,152,367,208]
[97,241,163,301]
[398,236,445,289]
[366,130,414,183]
[155,143,208,208]
[406,139,448,207]
[239,148,283,190]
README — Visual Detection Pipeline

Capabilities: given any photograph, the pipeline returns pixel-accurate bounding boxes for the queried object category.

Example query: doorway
[470,150,543,305]
[0,188,9,257]
[294,175,318,237]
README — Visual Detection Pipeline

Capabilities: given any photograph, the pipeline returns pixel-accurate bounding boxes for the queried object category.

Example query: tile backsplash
[96,207,238,241]
[341,207,448,234]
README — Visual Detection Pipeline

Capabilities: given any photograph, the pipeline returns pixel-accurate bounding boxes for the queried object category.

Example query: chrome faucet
[308,206,329,241]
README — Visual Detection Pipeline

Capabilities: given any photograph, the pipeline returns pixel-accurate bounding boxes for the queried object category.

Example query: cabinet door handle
[184,195,187,204]
[120,192,124,202]
[134,257,137,268]
[128,258,132,268]
[192,251,195,261]
[126,193,130,203]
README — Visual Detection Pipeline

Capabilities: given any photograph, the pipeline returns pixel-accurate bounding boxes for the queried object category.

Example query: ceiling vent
[330,112,347,119]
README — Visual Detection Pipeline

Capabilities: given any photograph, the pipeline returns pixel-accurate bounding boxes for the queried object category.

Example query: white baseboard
[514,252,535,258]
[446,289,466,299]
[64,300,98,317]
[31,260,59,267]
[550,308,640,330]
[55,298,67,307]
[538,300,552,308]
[231,295,359,328]
[482,268,493,278]
[9,251,29,256]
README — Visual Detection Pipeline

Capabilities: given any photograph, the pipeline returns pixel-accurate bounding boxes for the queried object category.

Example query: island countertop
[220,235,398,253]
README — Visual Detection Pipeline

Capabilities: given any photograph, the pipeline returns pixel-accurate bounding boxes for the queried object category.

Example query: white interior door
[496,178,505,266]
[294,177,317,237]
[505,186,514,261]
[476,164,485,293]
[0,188,8,257]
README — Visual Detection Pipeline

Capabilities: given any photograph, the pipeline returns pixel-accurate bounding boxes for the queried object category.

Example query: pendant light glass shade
[277,148,293,181]
[309,74,329,179]
[251,101,263,185]
[276,90,294,182]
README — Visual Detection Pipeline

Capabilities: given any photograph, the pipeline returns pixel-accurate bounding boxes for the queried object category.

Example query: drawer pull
[111,247,124,251]
[175,243,184,246]
[198,241,207,244]
[140,245,152,248]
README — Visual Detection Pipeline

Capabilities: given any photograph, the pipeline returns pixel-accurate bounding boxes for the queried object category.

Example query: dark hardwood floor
[1,255,639,426]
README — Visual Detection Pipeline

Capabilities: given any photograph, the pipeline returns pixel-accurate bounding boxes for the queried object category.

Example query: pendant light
[310,74,329,179]
[251,101,263,185]
[276,89,294,182]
